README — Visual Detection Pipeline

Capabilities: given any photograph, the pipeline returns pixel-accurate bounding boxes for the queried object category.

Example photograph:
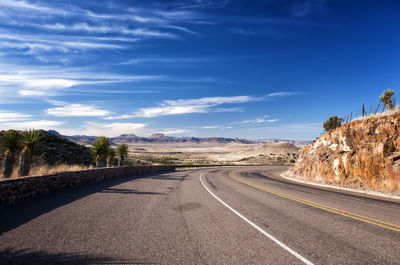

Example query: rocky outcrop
[292,114,400,194]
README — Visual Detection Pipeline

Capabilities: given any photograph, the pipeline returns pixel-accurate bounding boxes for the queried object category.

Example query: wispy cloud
[46,103,111,117]
[0,63,160,97]
[175,0,230,9]
[0,0,67,15]
[60,121,147,137]
[160,129,192,135]
[42,23,177,39]
[0,119,65,130]
[239,118,280,124]
[134,95,255,118]
[0,110,31,122]
[105,92,296,119]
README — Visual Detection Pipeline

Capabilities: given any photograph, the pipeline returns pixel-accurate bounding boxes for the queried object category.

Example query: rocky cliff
[292,113,400,194]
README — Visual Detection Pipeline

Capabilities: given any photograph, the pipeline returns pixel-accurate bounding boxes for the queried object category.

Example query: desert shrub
[323,116,343,132]
[290,159,296,163]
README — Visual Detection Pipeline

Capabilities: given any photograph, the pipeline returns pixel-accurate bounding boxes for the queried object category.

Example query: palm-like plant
[18,129,42,177]
[92,136,110,167]
[107,147,116,167]
[116,143,128,167]
[379,89,395,110]
[1,130,20,178]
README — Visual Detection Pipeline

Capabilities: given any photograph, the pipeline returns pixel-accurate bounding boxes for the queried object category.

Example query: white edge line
[199,173,314,265]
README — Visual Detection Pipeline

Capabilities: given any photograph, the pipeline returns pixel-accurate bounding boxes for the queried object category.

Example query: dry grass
[4,164,94,179]
[352,106,400,122]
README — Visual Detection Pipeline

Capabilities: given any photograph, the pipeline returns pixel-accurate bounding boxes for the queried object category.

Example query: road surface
[0,166,399,264]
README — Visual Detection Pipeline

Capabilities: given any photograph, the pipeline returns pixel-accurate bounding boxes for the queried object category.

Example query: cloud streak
[134,95,255,118]
[46,103,111,117]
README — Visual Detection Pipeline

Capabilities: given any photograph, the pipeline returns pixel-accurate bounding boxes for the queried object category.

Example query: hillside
[0,130,93,167]
[292,113,400,194]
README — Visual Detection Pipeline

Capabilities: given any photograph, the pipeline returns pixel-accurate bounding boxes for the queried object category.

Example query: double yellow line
[228,171,400,233]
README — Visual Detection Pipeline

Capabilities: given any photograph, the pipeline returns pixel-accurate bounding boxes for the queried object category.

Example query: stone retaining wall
[0,165,175,208]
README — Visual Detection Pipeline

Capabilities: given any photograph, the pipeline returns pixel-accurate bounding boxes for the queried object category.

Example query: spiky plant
[1,130,21,178]
[116,143,128,167]
[379,89,395,110]
[18,129,42,177]
[107,147,116,167]
[92,136,110,168]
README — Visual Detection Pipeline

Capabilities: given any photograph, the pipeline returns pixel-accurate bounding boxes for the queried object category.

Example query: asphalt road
[0,166,399,264]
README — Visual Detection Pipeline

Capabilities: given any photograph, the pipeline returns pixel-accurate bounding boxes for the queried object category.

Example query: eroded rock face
[292,114,400,193]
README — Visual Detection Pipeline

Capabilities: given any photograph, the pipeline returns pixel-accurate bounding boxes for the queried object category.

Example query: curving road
[0,166,399,264]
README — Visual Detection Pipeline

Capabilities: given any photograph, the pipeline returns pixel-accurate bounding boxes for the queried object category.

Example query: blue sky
[0,0,399,140]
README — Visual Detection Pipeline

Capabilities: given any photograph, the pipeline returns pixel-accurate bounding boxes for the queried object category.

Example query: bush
[323,116,343,132]
[379,89,395,110]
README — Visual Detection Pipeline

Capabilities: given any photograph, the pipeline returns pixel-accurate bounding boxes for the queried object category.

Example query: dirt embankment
[292,113,400,194]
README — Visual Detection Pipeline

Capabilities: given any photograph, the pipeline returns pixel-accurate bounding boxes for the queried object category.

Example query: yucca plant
[92,136,110,168]
[18,129,42,177]
[107,147,116,167]
[379,89,395,110]
[1,130,21,178]
[116,143,128,167]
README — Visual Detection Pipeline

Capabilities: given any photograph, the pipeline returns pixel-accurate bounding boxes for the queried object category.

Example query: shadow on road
[0,248,151,265]
[100,188,165,195]
[0,172,171,235]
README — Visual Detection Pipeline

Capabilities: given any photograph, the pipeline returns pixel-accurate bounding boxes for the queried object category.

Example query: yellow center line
[228,171,400,233]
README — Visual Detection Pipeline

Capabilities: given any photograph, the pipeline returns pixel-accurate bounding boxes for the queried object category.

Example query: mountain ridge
[48,130,311,146]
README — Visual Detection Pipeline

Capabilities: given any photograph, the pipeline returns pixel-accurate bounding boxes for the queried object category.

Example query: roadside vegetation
[323,90,398,132]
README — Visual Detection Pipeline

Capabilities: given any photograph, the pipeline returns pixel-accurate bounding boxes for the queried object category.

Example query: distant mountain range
[47,130,311,146]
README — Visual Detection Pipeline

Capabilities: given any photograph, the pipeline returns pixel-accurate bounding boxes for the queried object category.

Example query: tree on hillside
[107,147,116,167]
[379,89,395,110]
[116,143,128,167]
[18,130,42,177]
[323,116,343,132]
[92,136,110,167]
[1,130,20,178]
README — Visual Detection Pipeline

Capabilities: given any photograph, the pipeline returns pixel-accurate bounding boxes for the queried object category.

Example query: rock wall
[0,165,175,208]
[292,114,400,193]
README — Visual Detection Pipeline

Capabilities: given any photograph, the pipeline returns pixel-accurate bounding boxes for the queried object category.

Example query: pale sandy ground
[127,142,300,164]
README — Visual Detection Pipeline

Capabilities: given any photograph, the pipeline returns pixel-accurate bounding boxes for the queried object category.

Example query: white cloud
[201,126,219,129]
[0,64,161,97]
[46,104,110,117]
[60,122,147,137]
[240,118,280,124]
[160,129,192,135]
[164,95,253,106]
[265,92,298,98]
[135,105,210,118]
[104,114,136,120]
[0,111,31,122]
[18,90,47,96]
[134,95,255,118]
[0,120,65,130]
[41,22,176,39]
[0,0,67,15]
